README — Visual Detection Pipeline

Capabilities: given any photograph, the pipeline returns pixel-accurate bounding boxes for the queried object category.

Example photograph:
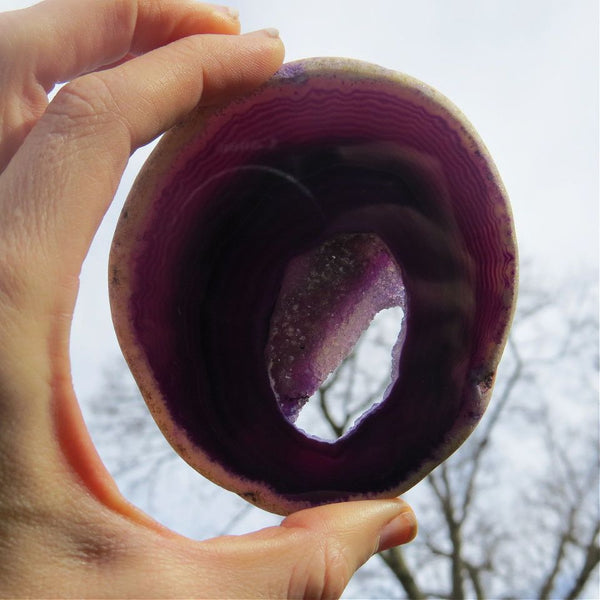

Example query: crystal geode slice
[109,58,518,515]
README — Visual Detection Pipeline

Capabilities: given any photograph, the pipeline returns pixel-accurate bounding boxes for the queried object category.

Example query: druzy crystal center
[266,233,406,423]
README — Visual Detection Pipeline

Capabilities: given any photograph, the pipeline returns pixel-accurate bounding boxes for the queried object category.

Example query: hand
[0,0,417,597]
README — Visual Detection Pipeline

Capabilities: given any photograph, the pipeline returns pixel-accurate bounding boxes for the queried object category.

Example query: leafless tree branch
[317,387,344,438]
[538,504,578,600]
[379,547,426,600]
[565,524,600,600]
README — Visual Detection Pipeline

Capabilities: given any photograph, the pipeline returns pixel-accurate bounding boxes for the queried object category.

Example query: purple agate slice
[109,58,518,515]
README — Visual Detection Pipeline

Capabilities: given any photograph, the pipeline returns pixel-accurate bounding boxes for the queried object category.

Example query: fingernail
[244,28,280,40]
[376,509,418,553]
[214,5,239,20]
[261,27,280,39]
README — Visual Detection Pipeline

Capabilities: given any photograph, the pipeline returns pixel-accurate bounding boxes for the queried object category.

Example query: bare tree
[86,273,599,598]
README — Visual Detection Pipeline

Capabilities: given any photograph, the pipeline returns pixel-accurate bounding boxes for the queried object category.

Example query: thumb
[204,499,417,599]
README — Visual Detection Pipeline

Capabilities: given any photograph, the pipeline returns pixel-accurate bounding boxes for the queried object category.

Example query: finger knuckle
[319,539,352,600]
[290,535,352,600]
[165,35,210,87]
[47,74,130,140]
[172,35,234,97]
[54,76,111,118]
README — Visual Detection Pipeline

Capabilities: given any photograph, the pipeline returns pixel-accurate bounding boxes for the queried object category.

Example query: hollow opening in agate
[295,305,405,441]
[265,232,407,438]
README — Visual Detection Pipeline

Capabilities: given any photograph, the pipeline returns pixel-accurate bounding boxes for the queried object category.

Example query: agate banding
[109,58,517,515]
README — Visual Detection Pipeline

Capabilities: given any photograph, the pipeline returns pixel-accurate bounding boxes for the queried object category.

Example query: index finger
[2,0,241,90]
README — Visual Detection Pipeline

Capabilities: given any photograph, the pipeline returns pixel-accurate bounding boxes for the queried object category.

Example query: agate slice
[109,58,517,515]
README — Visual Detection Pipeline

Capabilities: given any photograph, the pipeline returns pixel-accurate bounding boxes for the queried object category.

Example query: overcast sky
[3,0,598,403]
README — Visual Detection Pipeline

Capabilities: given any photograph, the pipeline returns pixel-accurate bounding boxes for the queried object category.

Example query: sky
[3,0,598,441]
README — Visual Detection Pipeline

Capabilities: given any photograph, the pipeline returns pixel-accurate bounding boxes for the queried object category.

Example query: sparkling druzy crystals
[109,58,517,515]
[266,232,405,423]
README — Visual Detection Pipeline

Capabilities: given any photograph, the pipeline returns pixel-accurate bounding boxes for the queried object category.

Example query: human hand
[0,0,417,597]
